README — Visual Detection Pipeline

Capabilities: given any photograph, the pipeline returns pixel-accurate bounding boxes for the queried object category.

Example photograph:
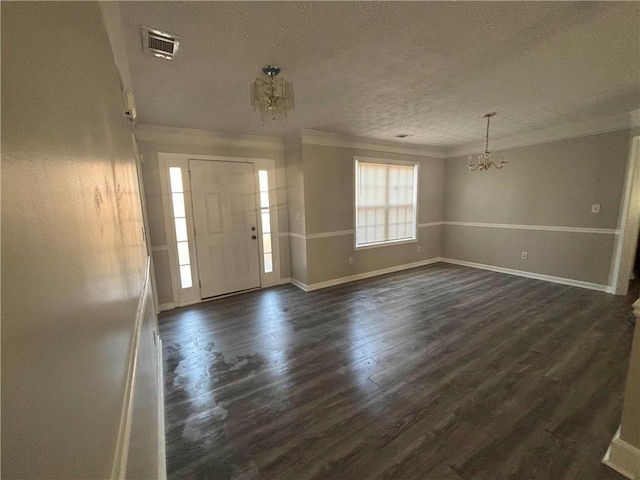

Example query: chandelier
[250,65,294,125]
[467,112,506,171]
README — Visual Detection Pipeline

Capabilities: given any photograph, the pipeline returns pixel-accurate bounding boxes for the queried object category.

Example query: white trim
[300,129,447,158]
[280,220,616,241]
[158,297,203,312]
[446,110,640,158]
[295,257,442,292]
[137,111,639,162]
[354,237,418,250]
[418,221,444,228]
[288,232,307,239]
[158,152,283,304]
[112,257,151,479]
[290,278,308,292]
[610,136,640,295]
[158,279,293,311]
[354,157,420,250]
[159,302,176,312]
[136,124,283,152]
[307,229,354,239]
[441,257,611,293]
[443,221,618,235]
[603,427,640,480]
[158,156,201,304]
[156,334,167,480]
[151,245,169,252]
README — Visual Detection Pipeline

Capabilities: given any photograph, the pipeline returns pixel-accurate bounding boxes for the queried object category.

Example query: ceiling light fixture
[250,65,294,126]
[467,112,506,171]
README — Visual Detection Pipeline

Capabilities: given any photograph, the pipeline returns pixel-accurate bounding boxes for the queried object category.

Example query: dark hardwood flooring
[159,263,638,480]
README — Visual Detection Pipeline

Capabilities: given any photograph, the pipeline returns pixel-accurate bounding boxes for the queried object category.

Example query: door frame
[158,152,283,307]
[610,136,640,295]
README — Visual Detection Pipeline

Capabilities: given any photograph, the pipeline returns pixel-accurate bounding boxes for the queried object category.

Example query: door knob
[252,235,257,240]
[251,226,256,231]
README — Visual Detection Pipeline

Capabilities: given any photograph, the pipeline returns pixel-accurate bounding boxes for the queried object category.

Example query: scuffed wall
[2,2,150,478]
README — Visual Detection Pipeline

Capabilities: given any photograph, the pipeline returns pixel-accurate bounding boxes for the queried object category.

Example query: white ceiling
[116,1,639,147]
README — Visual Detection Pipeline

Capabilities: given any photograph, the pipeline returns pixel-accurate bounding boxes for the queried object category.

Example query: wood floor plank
[160,263,636,480]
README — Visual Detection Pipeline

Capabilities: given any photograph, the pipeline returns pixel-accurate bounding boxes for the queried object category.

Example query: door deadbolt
[251,226,256,231]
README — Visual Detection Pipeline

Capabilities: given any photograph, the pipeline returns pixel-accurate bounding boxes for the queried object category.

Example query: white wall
[2,3,158,478]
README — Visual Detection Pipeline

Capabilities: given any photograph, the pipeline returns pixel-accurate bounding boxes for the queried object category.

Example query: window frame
[353,157,420,250]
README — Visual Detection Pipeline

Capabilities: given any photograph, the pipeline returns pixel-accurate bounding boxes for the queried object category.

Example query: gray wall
[284,144,308,283]
[2,3,153,478]
[289,144,444,286]
[137,135,290,304]
[443,129,634,285]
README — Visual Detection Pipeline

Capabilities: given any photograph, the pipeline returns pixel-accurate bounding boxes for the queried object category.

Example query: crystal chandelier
[250,65,294,125]
[467,112,506,171]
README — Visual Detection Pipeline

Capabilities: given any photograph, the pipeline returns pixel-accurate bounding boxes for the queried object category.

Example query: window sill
[355,237,418,250]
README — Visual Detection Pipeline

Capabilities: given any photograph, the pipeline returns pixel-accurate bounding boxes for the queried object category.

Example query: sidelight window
[169,167,193,288]
[258,170,273,273]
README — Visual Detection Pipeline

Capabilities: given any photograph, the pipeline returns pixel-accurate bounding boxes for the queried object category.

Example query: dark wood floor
[159,263,638,480]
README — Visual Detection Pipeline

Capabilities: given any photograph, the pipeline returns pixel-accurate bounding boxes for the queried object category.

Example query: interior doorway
[611,136,640,295]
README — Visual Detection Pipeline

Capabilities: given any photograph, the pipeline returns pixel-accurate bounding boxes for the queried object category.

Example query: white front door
[189,160,260,298]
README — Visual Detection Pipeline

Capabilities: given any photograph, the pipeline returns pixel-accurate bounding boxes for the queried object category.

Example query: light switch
[591,204,601,214]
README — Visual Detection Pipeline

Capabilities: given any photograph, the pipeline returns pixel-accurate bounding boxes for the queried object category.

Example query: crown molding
[135,124,284,151]
[446,109,640,158]
[300,129,448,158]
[283,131,303,150]
[135,109,639,158]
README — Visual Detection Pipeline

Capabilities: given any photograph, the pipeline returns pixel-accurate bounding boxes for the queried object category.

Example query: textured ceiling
[117,1,639,147]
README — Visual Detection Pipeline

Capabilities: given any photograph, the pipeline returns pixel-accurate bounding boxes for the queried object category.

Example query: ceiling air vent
[142,26,180,60]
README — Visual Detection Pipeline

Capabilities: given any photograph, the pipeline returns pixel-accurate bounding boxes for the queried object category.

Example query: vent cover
[142,26,180,60]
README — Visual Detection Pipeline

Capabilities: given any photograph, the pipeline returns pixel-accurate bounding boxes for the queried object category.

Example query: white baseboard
[441,257,611,293]
[291,257,442,292]
[603,427,640,480]
[158,302,176,312]
[290,278,308,291]
[156,335,167,480]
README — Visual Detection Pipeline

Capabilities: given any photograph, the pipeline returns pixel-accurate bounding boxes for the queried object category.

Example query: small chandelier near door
[467,112,507,171]
[250,65,294,126]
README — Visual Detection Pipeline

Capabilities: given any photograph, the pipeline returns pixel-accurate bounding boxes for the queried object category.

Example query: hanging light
[250,65,294,125]
[467,112,506,171]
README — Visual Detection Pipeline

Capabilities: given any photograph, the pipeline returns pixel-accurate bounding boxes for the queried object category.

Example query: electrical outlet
[348,256,354,265]
[591,204,601,214]
[521,251,528,260]
[296,211,301,221]
[417,245,421,253]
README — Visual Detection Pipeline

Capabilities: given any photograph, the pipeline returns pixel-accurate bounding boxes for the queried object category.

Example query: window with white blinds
[355,160,418,248]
